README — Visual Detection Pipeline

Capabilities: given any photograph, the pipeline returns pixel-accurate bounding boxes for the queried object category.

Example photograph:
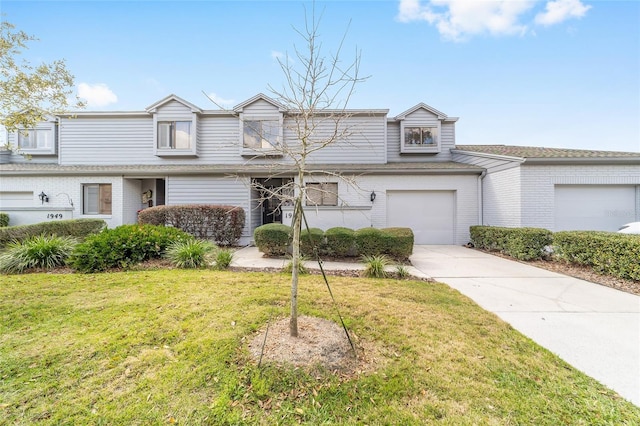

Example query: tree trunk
[289,195,302,337]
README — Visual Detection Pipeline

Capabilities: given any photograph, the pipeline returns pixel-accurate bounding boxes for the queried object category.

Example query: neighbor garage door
[387,190,455,244]
[554,185,637,232]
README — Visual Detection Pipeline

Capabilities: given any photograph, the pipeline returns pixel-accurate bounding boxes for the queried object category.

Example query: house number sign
[46,213,64,219]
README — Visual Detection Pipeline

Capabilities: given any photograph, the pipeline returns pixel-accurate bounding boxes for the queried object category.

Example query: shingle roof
[0,162,483,176]
[454,145,640,159]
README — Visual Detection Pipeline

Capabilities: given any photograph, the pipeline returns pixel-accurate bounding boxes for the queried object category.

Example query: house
[1,94,639,245]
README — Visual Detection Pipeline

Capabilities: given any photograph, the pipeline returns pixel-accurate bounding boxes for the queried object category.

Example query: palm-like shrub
[0,235,77,274]
[165,239,217,269]
[361,254,390,278]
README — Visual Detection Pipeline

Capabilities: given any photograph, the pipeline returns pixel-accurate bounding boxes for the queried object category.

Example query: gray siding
[387,111,455,162]
[59,117,155,165]
[166,175,252,239]
[156,100,194,120]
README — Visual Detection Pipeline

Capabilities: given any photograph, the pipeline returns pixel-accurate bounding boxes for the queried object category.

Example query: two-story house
[1,93,639,245]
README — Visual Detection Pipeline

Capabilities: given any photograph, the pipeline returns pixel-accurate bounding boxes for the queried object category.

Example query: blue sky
[2,0,639,152]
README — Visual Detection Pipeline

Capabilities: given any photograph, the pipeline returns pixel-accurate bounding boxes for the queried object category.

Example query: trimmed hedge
[254,223,291,257]
[554,231,640,281]
[300,227,326,257]
[0,219,107,248]
[69,224,193,273]
[138,204,245,246]
[470,225,552,260]
[254,224,414,260]
[325,227,355,257]
[0,212,8,227]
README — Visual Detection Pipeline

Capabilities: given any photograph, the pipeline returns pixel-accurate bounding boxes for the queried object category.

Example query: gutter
[478,170,487,225]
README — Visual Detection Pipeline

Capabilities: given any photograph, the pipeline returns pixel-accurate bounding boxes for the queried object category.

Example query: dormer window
[400,122,441,154]
[243,120,280,149]
[404,127,437,147]
[158,121,191,150]
[15,122,56,155]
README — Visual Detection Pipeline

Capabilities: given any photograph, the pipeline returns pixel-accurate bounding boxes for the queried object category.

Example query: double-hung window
[306,183,338,206]
[83,184,112,215]
[157,121,191,150]
[404,127,437,146]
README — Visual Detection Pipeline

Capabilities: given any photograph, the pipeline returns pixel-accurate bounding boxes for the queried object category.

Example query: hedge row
[254,225,414,260]
[0,212,8,228]
[470,226,553,261]
[553,231,640,281]
[0,219,107,248]
[138,204,245,246]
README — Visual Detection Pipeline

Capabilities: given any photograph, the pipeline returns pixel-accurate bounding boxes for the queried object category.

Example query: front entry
[254,178,292,225]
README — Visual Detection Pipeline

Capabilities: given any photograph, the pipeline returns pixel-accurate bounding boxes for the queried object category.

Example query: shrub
[554,231,640,281]
[355,228,386,257]
[382,227,414,260]
[0,235,77,274]
[138,204,245,246]
[0,219,106,248]
[300,227,325,258]
[254,223,291,257]
[0,212,8,227]
[283,255,309,275]
[362,254,390,278]
[470,226,552,260]
[325,227,355,257]
[214,249,234,270]
[69,224,192,273]
[165,239,217,269]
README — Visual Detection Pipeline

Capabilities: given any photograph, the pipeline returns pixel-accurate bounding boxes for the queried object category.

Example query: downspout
[478,170,487,225]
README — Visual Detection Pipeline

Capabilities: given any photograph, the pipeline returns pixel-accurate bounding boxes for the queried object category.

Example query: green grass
[1,271,638,425]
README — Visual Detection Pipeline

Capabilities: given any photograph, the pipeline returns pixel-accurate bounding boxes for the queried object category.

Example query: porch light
[370,191,376,202]
[38,191,49,204]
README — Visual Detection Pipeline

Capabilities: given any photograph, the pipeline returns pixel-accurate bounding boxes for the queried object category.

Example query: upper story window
[15,123,56,155]
[400,122,441,154]
[404,127,437,146]
[243,120,280,150]
[306,182,338,206]
[153,116,197,157]
[158,121,191,150]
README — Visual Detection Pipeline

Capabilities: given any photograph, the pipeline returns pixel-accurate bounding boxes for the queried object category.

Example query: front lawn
[1,271,638,424]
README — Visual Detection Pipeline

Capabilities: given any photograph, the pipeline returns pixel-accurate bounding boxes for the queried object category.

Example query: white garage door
[387,190,455,244]
[0,191,33,208]
[555,185,637,232]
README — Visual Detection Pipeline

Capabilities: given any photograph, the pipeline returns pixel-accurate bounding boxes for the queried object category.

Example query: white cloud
[535,0,591,26]
[271,50,284,61]
[77,83,118,107]
[206,92,235,108]
[397,0,591,41]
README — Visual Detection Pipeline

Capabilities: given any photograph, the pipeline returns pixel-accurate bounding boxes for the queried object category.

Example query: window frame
[83,183,112,215]
[15,122,56,155]
[305,182,339,207]
[240,115,283,156]
[153,114,197,157]
[399,122,441,154]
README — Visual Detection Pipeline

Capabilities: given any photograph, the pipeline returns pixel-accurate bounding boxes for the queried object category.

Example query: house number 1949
[47,213,64,219]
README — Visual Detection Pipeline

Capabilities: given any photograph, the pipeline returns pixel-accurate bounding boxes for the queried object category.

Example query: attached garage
[554,185,637,232]
[387,190,455,244]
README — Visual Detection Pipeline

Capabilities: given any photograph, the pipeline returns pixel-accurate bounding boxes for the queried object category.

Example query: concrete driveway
[410,245,640,406]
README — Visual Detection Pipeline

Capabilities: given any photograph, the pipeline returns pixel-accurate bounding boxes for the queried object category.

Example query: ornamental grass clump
[0,235,77,274]
[165,239,217,269]
[362,254,391,278]
[213,248,234,270]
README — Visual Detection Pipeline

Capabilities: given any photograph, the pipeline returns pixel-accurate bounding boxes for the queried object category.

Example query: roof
[145,94,202,113]
[395,102,448,120]
[0,162,483,177]
[453,145,640,164]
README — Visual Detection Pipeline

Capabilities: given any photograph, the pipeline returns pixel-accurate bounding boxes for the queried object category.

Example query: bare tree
[267,8,368,337]
[205,7,368,337]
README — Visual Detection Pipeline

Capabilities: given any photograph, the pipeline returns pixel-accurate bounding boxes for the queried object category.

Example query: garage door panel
[554,185,636,232]
[387,190,455,244]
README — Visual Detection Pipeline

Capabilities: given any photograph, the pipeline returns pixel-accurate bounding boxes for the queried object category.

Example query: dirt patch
[247,316,382,375]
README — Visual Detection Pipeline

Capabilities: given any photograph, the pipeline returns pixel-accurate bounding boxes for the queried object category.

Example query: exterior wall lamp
[370,191,376,202]
[38,191,49,204]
